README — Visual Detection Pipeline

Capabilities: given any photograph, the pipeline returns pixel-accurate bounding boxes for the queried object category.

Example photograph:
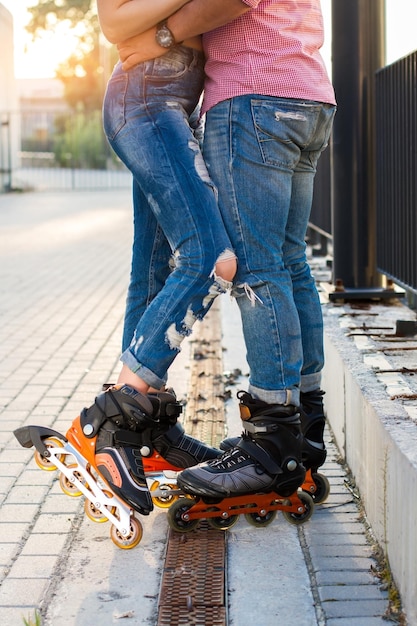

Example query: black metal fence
[309,50,417,298]
[0,109,131,193]
[375,51,417,295]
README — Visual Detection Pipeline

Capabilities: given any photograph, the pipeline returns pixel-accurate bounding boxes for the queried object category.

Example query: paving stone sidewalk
[0,190,398,625]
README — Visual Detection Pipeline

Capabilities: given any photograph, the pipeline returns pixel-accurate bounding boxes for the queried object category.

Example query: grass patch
[22,610,42,626]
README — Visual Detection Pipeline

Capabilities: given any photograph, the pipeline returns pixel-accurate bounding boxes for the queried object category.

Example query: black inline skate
[167,391,313,533]
[220,389,330,504]
[298,389,330,503]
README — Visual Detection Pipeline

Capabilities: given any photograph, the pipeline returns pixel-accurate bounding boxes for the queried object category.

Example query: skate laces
[209,446,251,469]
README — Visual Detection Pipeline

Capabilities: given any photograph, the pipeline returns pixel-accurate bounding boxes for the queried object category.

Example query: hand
[117,28,165,71]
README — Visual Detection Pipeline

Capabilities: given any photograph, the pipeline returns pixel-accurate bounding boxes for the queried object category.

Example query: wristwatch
[155,20,176,49]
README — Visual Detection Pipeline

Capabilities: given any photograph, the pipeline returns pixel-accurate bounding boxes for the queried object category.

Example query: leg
[63,51,235,511]
[283,107,336,392]
[205,96,306,405]
[103,54,235,392]
[122,180,172,352]
[111,101,235,391]
[283,106,335,469]
[176,97,335,497]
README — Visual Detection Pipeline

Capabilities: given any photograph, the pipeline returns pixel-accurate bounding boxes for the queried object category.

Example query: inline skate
[298,389,330,503]
[167,391,314,533]
[140,389,220,509]
[99,384,219,509]
[220,389,330,504]
[14,385,220,549]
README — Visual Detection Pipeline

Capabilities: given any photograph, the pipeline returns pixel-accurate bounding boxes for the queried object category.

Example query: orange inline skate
[14,385,220,549]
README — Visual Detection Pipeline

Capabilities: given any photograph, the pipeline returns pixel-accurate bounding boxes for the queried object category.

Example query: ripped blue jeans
[103,48,234,389]
[204,95,336,406]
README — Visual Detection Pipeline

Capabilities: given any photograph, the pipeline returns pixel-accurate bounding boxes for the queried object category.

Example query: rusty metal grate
[156,523,227,626]
[157,304,228,626]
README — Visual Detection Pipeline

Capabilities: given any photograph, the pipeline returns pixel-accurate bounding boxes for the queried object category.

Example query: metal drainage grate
[157,303,228,626]
[156,522,227,626]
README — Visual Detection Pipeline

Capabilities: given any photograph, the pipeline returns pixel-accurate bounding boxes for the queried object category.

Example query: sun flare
[19,25,85,79]
[4,0,89,79]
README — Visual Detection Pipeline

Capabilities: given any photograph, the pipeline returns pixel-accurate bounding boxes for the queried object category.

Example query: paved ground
[0,190,396,625]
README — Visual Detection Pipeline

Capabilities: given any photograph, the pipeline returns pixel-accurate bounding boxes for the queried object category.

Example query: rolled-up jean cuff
[248,384,300,408]
[120,349,166,390]
[300,372,322,394]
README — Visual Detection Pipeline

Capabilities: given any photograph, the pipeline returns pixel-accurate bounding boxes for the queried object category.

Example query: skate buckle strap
[113,429,144,449]
[305,437,325,451]
[147,392,182,420]
[81,405,105,437]
[242,413,300,436]
[96,428,138,451]
[164,402,182,418]
[236,438,283,475]
[243,421,279,435]
[81,388,128,437]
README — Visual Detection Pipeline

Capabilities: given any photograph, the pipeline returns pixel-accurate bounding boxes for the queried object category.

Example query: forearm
[118,0,251,70]
[168,0,250,41]
[97,0,190,44]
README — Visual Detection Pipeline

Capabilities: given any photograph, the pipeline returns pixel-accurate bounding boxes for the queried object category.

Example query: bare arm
[167,0,251,41]
[118,0,251,69]
[97,0,191,44]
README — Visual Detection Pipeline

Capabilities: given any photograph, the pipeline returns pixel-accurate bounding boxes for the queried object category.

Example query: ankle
[117,365,150,394]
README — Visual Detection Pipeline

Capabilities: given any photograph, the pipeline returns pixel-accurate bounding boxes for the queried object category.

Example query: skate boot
[167,391,313,533]
[134,390,221,508]
[13,385,160,549]
[220,389,330,503]
[68,386,220,512]
[13,385,221,548]
[177,391,306,499]
[299,389,330,503]
[65,384,158,516]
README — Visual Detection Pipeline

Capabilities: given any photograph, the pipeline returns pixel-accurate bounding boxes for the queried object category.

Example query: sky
[1,0,417,79]
[2,0,85,79]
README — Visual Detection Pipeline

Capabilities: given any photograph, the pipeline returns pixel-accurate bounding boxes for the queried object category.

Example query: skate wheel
[244,510,277,527]
[84,498,115,523]
[110,516,143,549]
[59,466,83,497]
[167,498,199,533]
[34,437,65,471]
[282,491,314,525]
[308,473,330,504]
[207,514,239,530]
[150,480,179,509]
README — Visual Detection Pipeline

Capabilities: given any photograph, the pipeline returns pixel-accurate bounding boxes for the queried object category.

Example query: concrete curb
[322,296,417,624]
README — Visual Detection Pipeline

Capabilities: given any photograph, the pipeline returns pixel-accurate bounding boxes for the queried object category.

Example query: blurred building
[0,2,18,190]
[17,78,69,160]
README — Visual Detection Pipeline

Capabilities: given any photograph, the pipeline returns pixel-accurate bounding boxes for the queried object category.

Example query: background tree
[26,0,115,112]
[24,1,121,170]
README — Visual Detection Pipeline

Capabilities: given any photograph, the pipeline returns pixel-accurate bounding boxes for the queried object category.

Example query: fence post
[331,0,385,293]
[0,113,12,192]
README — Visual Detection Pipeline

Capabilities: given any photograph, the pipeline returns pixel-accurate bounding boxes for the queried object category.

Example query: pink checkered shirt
[201,0,336,114]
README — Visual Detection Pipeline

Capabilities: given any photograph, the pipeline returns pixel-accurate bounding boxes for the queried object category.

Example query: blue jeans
[203,95,336,406]
[102,48,234,389]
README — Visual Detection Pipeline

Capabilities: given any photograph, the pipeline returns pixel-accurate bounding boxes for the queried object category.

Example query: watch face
[157,25,174,48]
